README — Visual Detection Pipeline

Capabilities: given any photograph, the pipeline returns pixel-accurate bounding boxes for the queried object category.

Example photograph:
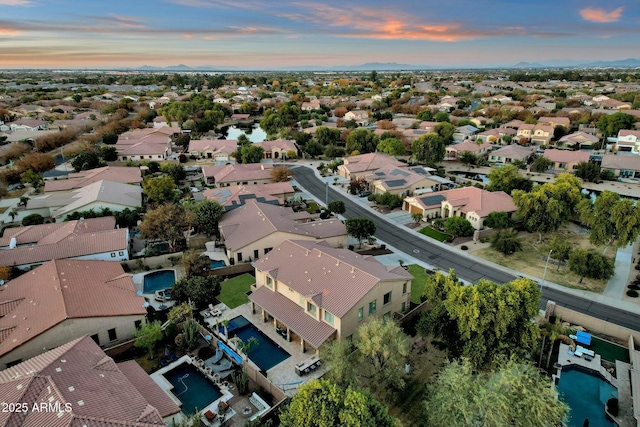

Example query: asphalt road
[292,166,640,331]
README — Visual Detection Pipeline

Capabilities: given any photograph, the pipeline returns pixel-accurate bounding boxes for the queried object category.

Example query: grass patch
[470,224,609,293]
[305,201,321,214]
[217,273,255,308]
[418,226,451,242]
[408,264,428,304]
[135,352,160,374]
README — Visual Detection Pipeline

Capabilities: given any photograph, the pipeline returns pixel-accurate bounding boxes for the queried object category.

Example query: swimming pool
[143,270,176,294]
[163,363,222,415]
[557,365,617,427]
[210,260,226,269]
[223,315,290,371]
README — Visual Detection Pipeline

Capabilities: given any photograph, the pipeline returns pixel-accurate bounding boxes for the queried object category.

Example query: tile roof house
[452,125,479,142]
[115,127,177,161]
[188,139,237,161]
[254,138,297,160]
[203,163,274,186]
[219,200,347,264]
[0,259,147,369]
[537,116,571,129]
[489,145,535,165]
[616,130,640,154]
[0,335,180,426]
[25,180,143,220]
[402,186,516,230]
[445,140,492,160]
[344,110,369,123]
[203,182,294,211]
[601,154,640,178]
[475,127,517,144]
[530,125,554,145]
[337,153,406,180]
[542,149,590,172]
[558,131,600,149]
[0,217,129,270]
[249,240,413,353]
[44,166,142,192]
[368,166,447,196]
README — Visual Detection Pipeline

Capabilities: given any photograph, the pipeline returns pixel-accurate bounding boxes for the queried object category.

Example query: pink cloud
[580,7,624,23]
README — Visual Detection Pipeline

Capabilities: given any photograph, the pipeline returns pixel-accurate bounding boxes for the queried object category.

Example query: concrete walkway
[604,243,634,298]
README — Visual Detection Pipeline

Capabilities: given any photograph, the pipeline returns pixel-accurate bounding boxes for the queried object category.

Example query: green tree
[434,122,455,145]
[574,161,601,183]
[100,145,118,161]
[191,199,225,234]
[134,320,163,359]
[316,126,341,146]
[411,212,423,224]
[425,358,568,427]
[102,132,118,145]
[22,213,44,226]
[345,129,379,154]
[419,271,541,368]
[568,249,614,283]
[483,211,513,229]
[20,169,43,189]
[237,133,250,147]
[239,144,264,163]
[327,200,346,215]
[376,138,405,156]
[411,133,445,164]
[345,217,376,248]
[279,379,397,427]
[486,164,533,194]
[490,229,523,255]
[143,175,177,205]
[71,151,105,172]
[568,248,590,284]
[444,216,474,237]
[416,109,433,121]
[578,190,640,249]
[459,151,478,168]
[181,250,212,279]
[596,111,636,137]
[304,140,324,158]
[171,276,221,310]
[548,235,572,271]
[357,318,409,392]
[434,111,450,122]
[322,339,358,388]
[139,203,190,251]
[531,156,552,173]
[160,163,186,185]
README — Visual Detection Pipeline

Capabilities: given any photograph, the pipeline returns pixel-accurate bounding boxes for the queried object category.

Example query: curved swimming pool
[143,270,176,294]
[557,365,617,427]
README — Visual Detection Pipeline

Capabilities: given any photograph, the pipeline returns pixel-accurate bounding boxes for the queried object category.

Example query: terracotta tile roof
[118,141,170,156]
[44,167,142,192]
[0,228,128,268]
[0,217,116,247]
[601,154,640,171]
[340,153,406,175]
[250,286,336,349]
[203,182,293,211]
[619,130,640,138]
[219,200,346,251]
[188,138,237,153]
[448,140,492,153]
[0,260,146,357]
[543,149,590,164]
[369,167,438,191]
[255,240,412,318]
[406,187,516,217]
[0,336,169,426]
[202,163,273,184]
[559,131,599,144]
[52,180,142,218]
[490,145,535,159]
[117,360,181,418]
[255,138,296,152]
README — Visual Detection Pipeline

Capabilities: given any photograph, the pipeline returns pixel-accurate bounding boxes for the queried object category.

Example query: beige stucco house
[249,240,413,353]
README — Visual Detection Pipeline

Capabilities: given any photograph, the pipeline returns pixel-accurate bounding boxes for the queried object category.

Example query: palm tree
[221,318,230,339]
[541,318,575,369]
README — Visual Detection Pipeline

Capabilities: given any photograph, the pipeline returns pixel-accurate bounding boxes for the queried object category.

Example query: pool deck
[202,302,327,397]
[556,343,634,427]
[131,269,179,311]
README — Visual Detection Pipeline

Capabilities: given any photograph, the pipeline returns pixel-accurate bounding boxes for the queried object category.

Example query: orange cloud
[580,7,624,23]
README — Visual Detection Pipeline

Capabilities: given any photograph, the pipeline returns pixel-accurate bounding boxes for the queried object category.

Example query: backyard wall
[120,252,184,270]
[553,305,640,344]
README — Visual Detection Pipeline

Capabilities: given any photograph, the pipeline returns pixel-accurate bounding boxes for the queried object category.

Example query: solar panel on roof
[410,167,427,175]
[420,194,446,206]
[385,179,407,187]
[374,172,385,176]
[390,169,409,177]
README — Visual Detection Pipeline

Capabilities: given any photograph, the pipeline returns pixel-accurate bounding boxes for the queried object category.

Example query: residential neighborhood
[1,66,640,427]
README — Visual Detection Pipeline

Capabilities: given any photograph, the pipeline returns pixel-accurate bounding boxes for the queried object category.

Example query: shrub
[22,213,45,226]
[629,284,640,290]
[144,265,151,271]
[231,369,249,395]
[156,264,163,270]
[461,245,468,250]
[627,290,638,297]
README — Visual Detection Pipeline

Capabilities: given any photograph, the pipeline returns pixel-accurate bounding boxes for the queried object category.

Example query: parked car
[358,191,372,197]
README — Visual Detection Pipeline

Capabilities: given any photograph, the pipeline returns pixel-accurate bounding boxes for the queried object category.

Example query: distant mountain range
[121,59,640,72]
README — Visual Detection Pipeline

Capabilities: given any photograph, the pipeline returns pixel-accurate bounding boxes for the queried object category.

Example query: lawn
[217,273,255,308]
[471,223,610,293]
[407,264,429,304]
[418,226,451,242]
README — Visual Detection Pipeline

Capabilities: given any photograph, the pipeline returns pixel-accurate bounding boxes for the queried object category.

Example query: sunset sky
[1,0,639,69]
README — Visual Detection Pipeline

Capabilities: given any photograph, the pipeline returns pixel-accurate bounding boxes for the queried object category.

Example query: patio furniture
[295,356,321,376]
[205,410,216,421]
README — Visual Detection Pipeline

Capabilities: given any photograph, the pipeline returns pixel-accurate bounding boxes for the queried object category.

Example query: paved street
[290,164,640,332]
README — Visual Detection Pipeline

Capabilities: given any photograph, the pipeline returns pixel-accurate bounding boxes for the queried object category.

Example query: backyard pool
[557,365,617,427]
[163,363,222,415]
[223,316,290,371]
[210,260,227,269]
[143,270,176,294]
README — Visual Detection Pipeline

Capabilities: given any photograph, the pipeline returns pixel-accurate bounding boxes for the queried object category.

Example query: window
[402,282,407,295]
[134,320,142,330]
[383,291,392,305]
[254,249,259,259]
[237,252,243,262]
[401,302,406,313]
[110,253,116,258]
[91,334,100,345]
[108,328,117,342]
[324,311,334,325]
[118,251,124,256]
[369,299,377,314]
[266,277,273,288]
[383,311,391,321]
[264,247,272,255]
[307,302,317,315]
[358,307,364,321]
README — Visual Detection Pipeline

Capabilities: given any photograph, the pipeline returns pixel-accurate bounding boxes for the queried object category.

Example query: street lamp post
[541,249,553,292]
[325,181,328,205]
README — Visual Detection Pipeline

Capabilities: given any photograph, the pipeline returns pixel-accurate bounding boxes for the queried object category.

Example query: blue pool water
[164,363,222,415]
[210,260,226,269]
[222,315,290,371]
[557,365,617,427]
[143,270,176,293]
